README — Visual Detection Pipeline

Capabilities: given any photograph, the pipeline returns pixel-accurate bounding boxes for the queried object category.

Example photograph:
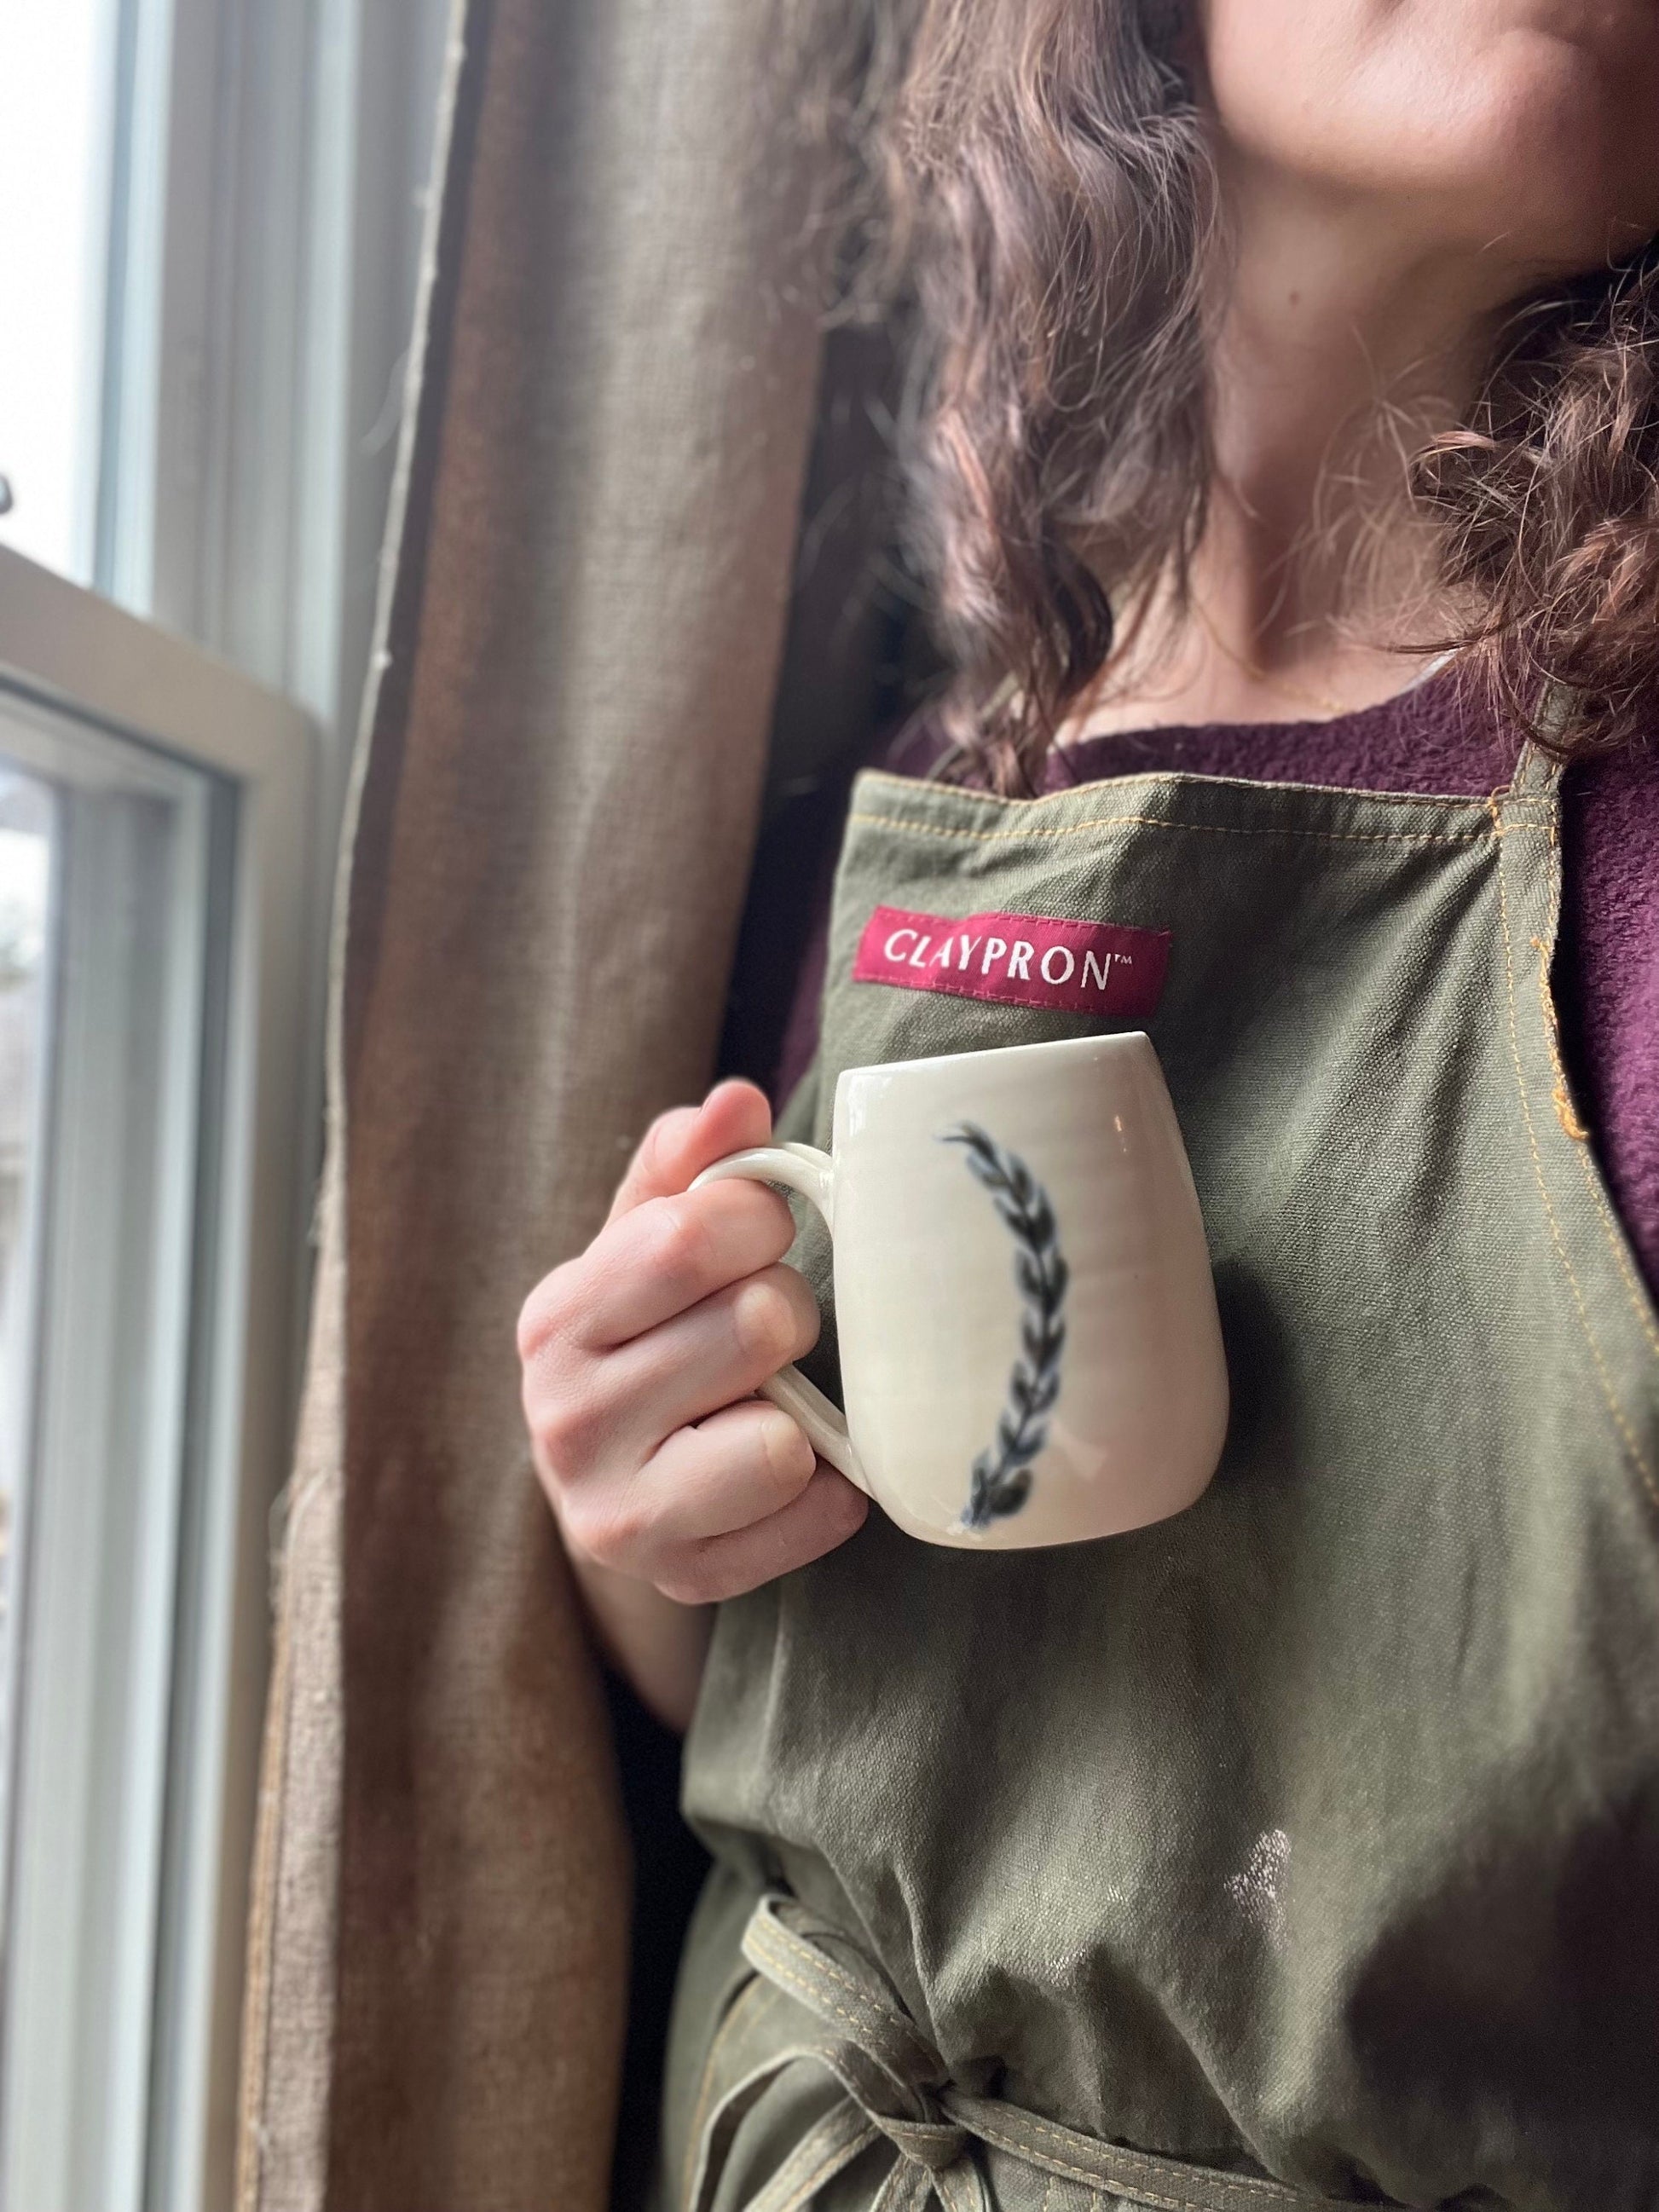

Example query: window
[0,554,312,2212]
[0,3,113,582]
[0,0,448,2206]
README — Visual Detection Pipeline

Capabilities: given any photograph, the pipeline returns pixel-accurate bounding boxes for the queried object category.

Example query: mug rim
[833,1027,1152,1093]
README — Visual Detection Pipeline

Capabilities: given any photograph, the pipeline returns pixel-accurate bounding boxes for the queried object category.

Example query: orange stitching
[1530,860,1659,1366]
[962,2099,1298,2201]
[751,1909,893,2012]
[771,2145,857,2212]
[1483,794,1558,843]
[769,2109,876,2212]
[748,1913,940,2076]
[679,1972,771,2212]
[1573,1147,1659,1366]
[1527,936,1591,1142]
[962,2112,1316,2212]
[848,808,1497,852]
[752,1920,898,2035]
[1495,834,1659,1509]
[858,766,1517,814]
[743,1938,911,2058]
[1508,736,1569,804]
[734,1921,1331,2212]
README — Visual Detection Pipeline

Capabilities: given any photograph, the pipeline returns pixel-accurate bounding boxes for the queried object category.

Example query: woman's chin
[1435,28,1659,270]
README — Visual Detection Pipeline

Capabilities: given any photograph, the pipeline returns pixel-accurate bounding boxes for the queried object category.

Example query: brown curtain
[234,2,857,2203]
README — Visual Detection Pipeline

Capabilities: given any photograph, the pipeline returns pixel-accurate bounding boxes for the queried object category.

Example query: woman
[517,4,1659,2205]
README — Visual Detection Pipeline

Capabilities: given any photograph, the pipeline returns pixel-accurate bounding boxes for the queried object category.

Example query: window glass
[0,765,53,1866]
[0,680,223,2212]
[0,4,116,581]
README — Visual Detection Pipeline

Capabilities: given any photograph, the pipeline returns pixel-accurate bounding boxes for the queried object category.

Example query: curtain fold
[236,2,836,2203]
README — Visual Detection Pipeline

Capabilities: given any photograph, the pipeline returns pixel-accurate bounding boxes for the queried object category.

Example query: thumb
[607,1077,774,1221]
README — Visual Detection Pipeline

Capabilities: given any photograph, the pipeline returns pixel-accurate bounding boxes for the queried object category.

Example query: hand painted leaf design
[940,1121,1069,1528]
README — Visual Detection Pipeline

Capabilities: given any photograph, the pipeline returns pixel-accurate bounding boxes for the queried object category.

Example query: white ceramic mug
[691,1031,1228,1549]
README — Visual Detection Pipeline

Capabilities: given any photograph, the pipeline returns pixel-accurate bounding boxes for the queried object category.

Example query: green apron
[657,746,1659,2212]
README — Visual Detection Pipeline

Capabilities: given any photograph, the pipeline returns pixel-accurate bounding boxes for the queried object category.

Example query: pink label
[853,904,1170,1019]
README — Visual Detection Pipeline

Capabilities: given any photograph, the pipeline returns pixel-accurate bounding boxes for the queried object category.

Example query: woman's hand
[517,1078,868,1727]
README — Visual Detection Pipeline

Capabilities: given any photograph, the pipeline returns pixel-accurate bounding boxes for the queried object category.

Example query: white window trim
[98,0,450,1424]
[0,542,315,2212]
[0,0,447,2198]
[107,0,450,744]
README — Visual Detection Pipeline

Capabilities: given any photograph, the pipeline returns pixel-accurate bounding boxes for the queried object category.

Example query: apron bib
[660,748,1659,2212]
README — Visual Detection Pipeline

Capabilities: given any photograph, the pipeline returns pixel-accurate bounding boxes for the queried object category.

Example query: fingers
[608,1079,773,1222]
[560,1398,868,1603]
[610,1263,822,1453]
[598,1398,820,1550]
[525,1175,798,1357]
[532,1262,821,1487]
[684,1467,867,1602]
[515,1073,863,1617]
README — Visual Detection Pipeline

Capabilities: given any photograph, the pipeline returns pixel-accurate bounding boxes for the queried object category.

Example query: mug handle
[689,1144,870,1495]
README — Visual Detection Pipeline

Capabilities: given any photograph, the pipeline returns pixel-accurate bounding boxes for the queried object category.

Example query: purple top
[776,672,1659,1297]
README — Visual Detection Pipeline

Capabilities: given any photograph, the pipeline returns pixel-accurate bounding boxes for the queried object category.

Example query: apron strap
[1503,682,1575,801]
[691,1891,1384,2212]
[1506,742,1565,802]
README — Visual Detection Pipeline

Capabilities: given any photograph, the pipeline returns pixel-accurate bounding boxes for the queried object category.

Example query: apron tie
[686,1891,1387,2212]
[684,1889,991,2212]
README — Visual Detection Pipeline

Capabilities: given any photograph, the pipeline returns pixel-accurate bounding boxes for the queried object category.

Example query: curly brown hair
[859,0,1659,788]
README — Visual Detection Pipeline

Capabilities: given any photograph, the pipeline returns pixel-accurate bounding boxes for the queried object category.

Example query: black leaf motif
[940,1121,1069,1529]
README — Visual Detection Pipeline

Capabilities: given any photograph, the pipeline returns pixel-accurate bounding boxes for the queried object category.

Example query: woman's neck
[1072,154,1510,737]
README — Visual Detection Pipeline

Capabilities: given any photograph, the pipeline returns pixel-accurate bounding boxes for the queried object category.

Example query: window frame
[0,542,315,2212]
[0,0,448,2198]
